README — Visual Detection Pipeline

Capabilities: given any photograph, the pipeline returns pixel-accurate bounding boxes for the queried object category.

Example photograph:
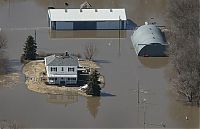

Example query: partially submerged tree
[0,32,7,49]
[167,0,200,104]
[0,120,20,129]
[86,70,101,96]
[84,43,97,60]
[0,32,8,74]
[23,35,37,60]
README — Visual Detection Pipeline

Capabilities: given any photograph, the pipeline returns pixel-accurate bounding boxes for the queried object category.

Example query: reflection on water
[49,30,127,39]
[47,92,78,107]
[86,97,101,119]
[47,93,101,119]
[138,57,169,69]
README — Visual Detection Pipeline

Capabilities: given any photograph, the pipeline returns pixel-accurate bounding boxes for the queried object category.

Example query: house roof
[45,55,78,66]
[48,8,127,22]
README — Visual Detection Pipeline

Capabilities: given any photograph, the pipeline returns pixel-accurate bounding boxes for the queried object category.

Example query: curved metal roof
[131,24,166,55]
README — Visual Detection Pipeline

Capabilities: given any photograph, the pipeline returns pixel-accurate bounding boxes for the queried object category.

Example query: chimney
[65,51,69,57]
[65,2,69,12]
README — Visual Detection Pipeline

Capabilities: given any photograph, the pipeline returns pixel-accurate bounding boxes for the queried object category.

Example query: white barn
[48,9,127,30]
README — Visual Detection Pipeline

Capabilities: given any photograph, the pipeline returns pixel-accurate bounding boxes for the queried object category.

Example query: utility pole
[143,99,146,129]
[138,80,140,104]
[142,98,166,128]
[118,16,121,56]
[8,0,10,16]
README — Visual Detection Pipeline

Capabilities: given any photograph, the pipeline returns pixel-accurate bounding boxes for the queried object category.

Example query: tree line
[167,0,199,105]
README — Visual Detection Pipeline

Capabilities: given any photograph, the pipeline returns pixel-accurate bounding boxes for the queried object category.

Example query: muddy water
[0,0,199,128]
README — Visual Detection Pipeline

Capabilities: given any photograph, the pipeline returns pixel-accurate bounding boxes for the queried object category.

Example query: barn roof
[131,24,167,55]
[132,24,166,46]
[48,9,127,22]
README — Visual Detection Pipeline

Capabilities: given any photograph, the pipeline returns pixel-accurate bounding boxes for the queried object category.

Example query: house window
[51,67,57,72]
[68,67,75,72]
[62,67,64,71]
[67,78,76,81]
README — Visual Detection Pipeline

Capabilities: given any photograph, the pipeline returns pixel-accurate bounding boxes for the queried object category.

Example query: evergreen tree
[86,70,101,96]
[23,35,37,60]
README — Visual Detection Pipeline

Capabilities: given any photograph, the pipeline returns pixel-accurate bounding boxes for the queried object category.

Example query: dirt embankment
[22,60,91,96]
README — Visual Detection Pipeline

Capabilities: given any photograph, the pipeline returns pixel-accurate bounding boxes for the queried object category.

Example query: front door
[60,78,66,85]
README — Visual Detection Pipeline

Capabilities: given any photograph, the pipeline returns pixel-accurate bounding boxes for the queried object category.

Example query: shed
[131,24,168,57]
[48,9,127,30]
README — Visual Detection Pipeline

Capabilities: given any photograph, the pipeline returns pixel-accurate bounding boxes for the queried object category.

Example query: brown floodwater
[0,0,199,128]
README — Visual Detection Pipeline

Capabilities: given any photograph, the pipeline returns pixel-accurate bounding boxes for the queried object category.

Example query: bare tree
[0,32,7,49]
[84,43,97,60]
[0,32,8,75]
[0,120,20,129]
[71,52,82,59]
[167,0,200,105]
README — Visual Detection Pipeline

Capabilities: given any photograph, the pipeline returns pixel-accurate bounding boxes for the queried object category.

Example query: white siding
[47,66,77,76]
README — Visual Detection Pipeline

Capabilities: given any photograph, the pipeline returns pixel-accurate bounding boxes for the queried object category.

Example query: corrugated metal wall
[50,21,126,30]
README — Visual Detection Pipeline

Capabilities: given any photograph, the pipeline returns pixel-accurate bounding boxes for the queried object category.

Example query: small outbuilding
[48,8,127,30]
[131,24,168,57]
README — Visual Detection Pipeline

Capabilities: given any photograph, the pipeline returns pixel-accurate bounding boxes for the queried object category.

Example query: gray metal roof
[131,24,167,55]
[45,55,78,66]
[48,9,127,21]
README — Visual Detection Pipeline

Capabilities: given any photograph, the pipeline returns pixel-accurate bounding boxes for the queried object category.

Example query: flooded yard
[0,0,199,128]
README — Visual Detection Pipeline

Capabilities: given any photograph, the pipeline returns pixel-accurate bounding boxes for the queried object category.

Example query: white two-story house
[44,52,79,85]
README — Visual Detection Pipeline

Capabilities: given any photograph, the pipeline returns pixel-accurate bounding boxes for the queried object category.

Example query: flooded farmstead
[0,0,199,128]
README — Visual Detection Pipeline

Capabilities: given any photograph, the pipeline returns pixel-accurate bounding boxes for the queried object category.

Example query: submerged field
[0,0,199,128]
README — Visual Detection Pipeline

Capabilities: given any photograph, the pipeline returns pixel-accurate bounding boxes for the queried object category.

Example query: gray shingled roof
[45,55,78,66]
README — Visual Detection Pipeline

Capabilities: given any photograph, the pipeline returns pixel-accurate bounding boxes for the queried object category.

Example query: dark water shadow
[49,30,127,39]
[0,58,21,74]
[101,92,116,97]
[138,57,169,69]
[126,19,138,30]
[6,59,21,74]
[94,59,112,64]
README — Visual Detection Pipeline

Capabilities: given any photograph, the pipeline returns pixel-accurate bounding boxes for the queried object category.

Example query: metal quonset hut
[131,24,167,57]
[48,9,127,30]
